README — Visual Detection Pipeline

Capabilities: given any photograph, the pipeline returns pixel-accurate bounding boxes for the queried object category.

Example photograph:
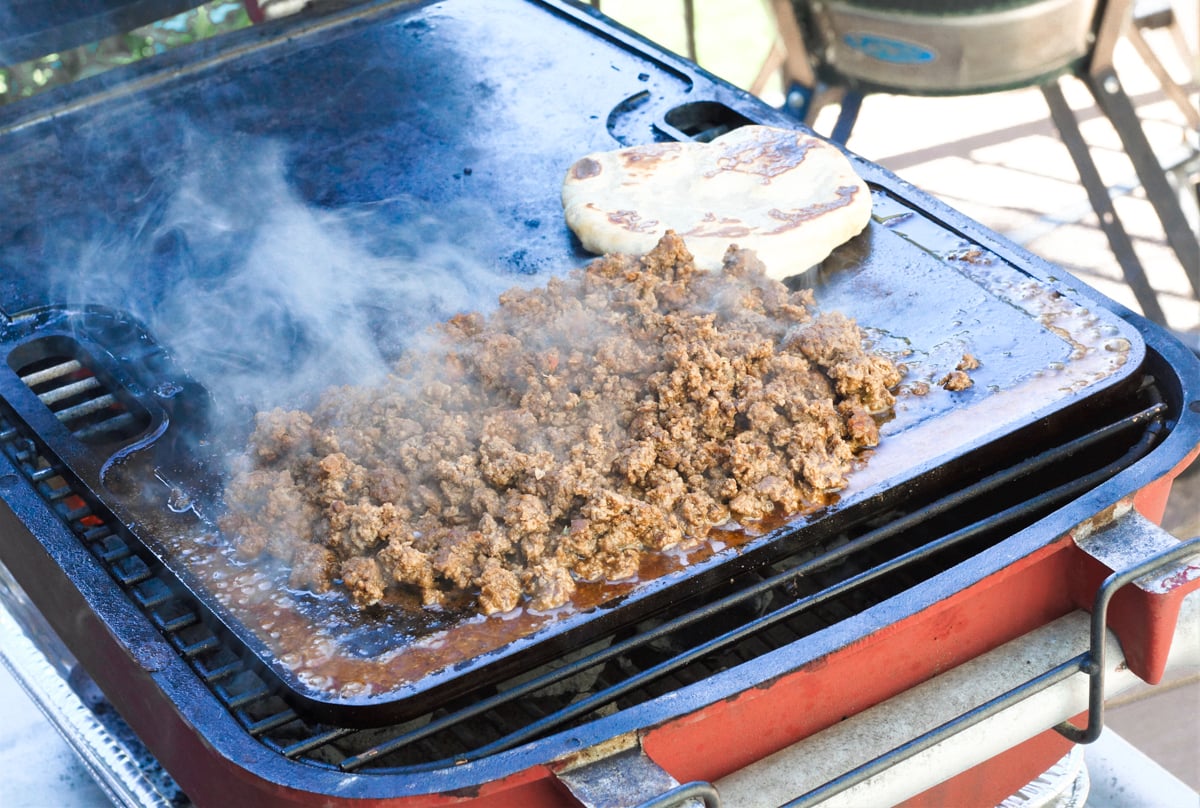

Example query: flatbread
[562,125,872,278]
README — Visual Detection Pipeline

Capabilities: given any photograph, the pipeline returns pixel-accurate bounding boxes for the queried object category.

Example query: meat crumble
[221,233,902,615]
[940,353,981,391]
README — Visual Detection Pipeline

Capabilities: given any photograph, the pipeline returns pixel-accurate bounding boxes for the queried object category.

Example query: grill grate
[11,340,150,445]
[0,376,1168,775]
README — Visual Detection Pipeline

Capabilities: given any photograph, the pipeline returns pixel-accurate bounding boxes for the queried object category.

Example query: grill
[0,364,1169,765]
[0,1,1198,806]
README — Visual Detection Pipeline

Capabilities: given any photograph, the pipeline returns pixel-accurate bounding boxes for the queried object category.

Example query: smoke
[48,134,529,439]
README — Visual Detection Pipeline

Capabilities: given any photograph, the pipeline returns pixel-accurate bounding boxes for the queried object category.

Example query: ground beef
[940,370,973,391]
[940,355,980,391]
[220,232,902,615]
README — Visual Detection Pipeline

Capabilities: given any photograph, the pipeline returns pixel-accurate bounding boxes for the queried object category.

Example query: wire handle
[1055,534,1200,744]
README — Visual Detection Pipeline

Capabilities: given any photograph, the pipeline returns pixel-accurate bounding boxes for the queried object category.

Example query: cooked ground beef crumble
[221,233,902,615]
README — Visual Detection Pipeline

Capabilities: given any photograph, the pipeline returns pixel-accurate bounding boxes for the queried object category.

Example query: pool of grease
[104,446,804,703]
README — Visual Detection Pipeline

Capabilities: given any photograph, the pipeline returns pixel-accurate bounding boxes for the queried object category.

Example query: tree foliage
[0,2,251,105]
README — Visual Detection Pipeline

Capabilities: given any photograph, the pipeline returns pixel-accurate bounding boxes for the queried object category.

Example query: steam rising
[48,138,528,428]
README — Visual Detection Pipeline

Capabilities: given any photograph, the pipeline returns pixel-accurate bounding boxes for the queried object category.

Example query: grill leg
[1040,81,1170,325]
[1083,67,1200,300]
[830,90,864,145]
[1125,5,1200,131]
[683,0,697,63]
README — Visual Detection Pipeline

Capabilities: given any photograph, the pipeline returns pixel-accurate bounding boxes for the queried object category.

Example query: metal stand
[764,0,1200,333]
[1084,67,1199,297]
[1078,0,1200,306]
[1042,81,1170,324]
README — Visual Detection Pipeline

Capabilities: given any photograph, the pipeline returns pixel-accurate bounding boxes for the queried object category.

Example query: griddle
[0,0,1149,728]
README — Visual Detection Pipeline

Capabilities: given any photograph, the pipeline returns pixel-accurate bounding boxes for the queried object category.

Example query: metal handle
[635,780,722,808]
[1055,534,1200,744]
[781,527,1200,807]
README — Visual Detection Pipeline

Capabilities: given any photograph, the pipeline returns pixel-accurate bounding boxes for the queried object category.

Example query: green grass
[0,2,250,105]
[0,2,781,107]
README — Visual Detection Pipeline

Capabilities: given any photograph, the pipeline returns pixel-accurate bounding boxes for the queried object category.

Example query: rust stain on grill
[1070,498,1134,541]
[551,731,641,773]
[152,513,775,700]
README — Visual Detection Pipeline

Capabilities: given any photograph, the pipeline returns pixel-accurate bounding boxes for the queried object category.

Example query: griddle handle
[635,781,721,808]
[1055,533,1200,744]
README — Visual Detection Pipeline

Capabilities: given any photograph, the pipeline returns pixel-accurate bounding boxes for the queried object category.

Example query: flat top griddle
[0,0,1143,724]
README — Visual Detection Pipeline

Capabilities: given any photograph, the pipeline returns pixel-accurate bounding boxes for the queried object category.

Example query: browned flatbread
[562,125,872,278]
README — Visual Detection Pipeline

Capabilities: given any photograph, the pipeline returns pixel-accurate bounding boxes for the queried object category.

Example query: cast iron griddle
[0,0,1143,723]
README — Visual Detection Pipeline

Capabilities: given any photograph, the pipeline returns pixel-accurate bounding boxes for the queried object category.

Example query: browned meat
[288,542,336,593]
[940,370,973,391]
[477,561,522,615]
[341,556,387,607]
[940,352,981,391]
[221,233,902,616]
